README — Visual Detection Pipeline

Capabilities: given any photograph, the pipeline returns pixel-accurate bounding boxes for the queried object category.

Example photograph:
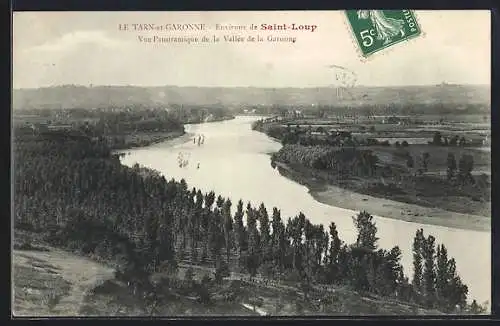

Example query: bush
[159,260,178,276]
[248,296,264,307]
[201,274,212,285]
[184,267,195,283]
[468,300,487,314]
[295,300,304,314]
[194,279,211,304]
[380,140,390,146]
[258,262,274,278]
[284,270,302,282]
[215,261,230,284]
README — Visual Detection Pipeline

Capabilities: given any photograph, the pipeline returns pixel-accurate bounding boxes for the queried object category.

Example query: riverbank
[111,116,235,151]
[108,130,185,151]
[274,162,490,232]
[191,115,236,124]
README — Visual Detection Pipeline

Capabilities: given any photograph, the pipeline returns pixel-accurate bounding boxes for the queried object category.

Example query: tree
[142,212,159,271]
[326,222,342,283]
[208,206,223,267]
[437,254,469,312]
[302,220,320,287]
[201,192,216,262]
[233,199,245,266]
[406,154,414,170]
[352,211,378,251]
[365,247,403,297]
[422,234,436,307]
[294,300,304,315]
[412,229,425,297]
[258,203,272,266]
[432,132,442,146]
[216,195,225,210]
[189,192,202,263]
[214,259,230,284]
[246,203,260,275]
[385,246,405,294]
[289,212,306,272]
[286,217,300,273]
[435,244,449,302]
[422,152,430,172]
[204,191,216,210]
[458,154,474,184]
[449,135,459,146]
[162,259,179,278]
[157,210,175,265]
[402,140,409,147]
[222,199,233,264]
[447,153,457,181]
[195,275,212,304]
[445,259,468,311]
[314,224,329,278]
[185,267,195,285]
[469,300,486,314]
[302,225,316,299]
[271,207,286,277]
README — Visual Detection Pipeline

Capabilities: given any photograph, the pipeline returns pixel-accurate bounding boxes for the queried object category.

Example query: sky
[13,11,491,89]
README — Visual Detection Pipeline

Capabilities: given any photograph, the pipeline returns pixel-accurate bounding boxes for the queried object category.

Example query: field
[279,118,490,146]
[257,113,491,230]
[370,145,490,175]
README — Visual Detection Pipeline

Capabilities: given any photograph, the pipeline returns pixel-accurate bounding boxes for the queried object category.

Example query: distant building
[337,131,352,138]
[479,135,490,146]
[382,116,401,124]
[31,123,49,133]
[399,118,411,126]
[47,124,73,131]
[286,110,303,118]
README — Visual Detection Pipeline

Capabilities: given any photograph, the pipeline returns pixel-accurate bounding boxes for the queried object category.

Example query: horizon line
[13,82,491,91]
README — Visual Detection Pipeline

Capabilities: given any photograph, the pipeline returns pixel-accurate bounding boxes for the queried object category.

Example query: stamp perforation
[343,10,426,62]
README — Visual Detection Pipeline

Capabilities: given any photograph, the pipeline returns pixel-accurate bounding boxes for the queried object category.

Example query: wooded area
[13,128,480,313]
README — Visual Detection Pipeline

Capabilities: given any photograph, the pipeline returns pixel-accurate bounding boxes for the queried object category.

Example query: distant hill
[12,84,490,110]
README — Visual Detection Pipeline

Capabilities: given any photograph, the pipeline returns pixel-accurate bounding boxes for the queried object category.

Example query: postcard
[12,10,491,317]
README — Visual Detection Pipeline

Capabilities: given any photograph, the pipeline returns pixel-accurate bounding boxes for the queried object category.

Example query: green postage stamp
[345,10,422,57]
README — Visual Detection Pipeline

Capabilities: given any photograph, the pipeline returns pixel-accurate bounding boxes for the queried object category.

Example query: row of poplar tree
[13,130,474,313]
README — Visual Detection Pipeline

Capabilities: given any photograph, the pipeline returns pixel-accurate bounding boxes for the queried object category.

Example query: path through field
[13,248,115,317]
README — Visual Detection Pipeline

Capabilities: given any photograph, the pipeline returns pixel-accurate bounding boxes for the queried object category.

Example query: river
[120,116,490,307]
